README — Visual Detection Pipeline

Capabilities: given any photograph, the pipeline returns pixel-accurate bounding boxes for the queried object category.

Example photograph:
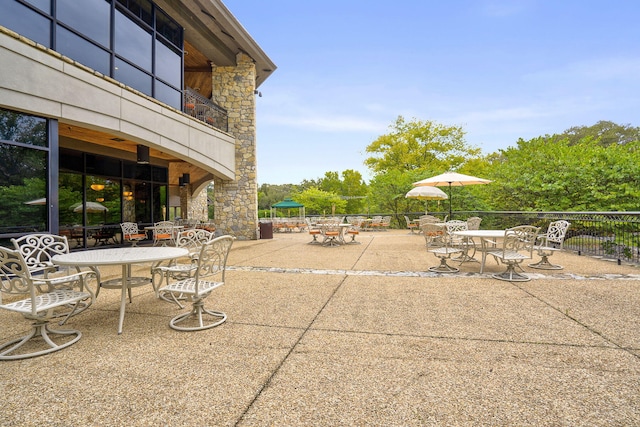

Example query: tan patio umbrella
[405,186,448,214]
[71,201,109,213]
[413,171,491,219]
[24,197,46,205]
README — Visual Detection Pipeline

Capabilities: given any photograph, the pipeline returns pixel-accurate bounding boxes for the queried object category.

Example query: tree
[293,188,346,216]
[319,170,368,213]
[364,116,481,175]
[340,169,368,213]
[487,136,640,211]
[366,169,438,225]
[561,120,640,146]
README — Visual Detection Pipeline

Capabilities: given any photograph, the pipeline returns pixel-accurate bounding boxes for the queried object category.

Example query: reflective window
[59,171,84,246]
[156,9,182,47]
[155,81,181,110]
[114,58,152,96]
[23,0,51,13]
[116,0,153,26]
[86,154,121,178]
[115,9,152,70]
[57,0,110,47]
[155,39,181,87]
[85,177,121,226]
[0,108,47,147]
[0,1,51,47]
[0,109,48,235]
[57,25,110,75]
[4,0,184,111]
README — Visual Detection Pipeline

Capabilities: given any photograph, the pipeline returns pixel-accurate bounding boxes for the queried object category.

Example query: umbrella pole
[448,182,452,220]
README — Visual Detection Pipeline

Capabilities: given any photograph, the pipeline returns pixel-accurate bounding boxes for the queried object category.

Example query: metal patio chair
[529,220,571,270]
[158,235,235,331]
[0,246,94,360]
[152,228,215,308]
[486,225,540,282]
[424,223,463,273]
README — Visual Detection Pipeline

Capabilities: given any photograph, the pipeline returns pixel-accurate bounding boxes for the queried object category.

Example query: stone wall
[210,53,259,240]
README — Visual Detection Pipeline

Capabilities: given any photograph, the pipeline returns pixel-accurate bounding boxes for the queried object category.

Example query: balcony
[184,87,228,132]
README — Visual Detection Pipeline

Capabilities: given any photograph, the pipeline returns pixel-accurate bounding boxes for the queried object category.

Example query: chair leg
[0,321,82,360]
[492,263,530,282]
[429,256,460,273]
[169,299,227,331]
[346,233,361,244]
[529,254,562,270]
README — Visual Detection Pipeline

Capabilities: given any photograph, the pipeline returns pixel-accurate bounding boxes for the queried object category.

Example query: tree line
[259,118,640,218]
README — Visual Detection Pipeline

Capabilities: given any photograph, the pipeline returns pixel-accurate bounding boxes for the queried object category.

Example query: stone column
[211,53,259,239]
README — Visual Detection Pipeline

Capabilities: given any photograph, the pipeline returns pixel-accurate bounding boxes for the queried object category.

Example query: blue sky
[224,0,640,185]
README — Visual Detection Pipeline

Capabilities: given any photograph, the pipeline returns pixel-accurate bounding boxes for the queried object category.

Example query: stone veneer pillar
[211,53,259,239]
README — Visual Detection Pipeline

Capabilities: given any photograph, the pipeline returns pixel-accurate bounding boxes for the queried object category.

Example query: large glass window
[0,109,48,237]
[114,59,153,96]
[60,148,168,246]
[115,8,152,71]
[56,25,110,76]
[155,39,181,88]
[117,0,153,26]
[4,0,183,110]
[23,0,50,13]
[57,0,110,47]
[0,1,51,48]
[155,81,181,109]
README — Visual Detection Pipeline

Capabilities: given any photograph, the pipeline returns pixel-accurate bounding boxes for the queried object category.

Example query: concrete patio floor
[1,230,639,426]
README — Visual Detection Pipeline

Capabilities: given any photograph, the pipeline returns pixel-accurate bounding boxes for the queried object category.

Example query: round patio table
[53,246,188,334]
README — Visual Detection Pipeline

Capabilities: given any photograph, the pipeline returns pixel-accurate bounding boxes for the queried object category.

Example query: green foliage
[487,136,640,211]
[293,187,346,215]
[319,169,368,213]
[258,183,300,210]
[365,116,481,175]
[259,119,640,216]
[561,120,640,146]
[367,170,439,219]
[0,177,47,230]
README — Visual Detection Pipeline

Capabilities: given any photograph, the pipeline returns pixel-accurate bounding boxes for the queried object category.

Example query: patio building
[0,0,275,245]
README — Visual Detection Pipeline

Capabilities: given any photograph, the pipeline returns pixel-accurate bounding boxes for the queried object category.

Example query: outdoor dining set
[416,215,571,281]
[0,227,234,360]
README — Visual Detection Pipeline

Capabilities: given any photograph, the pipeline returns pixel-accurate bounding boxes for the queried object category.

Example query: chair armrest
[32,270,97,303]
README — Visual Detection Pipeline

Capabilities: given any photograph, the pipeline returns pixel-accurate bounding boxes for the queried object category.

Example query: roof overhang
[155,0,276,87]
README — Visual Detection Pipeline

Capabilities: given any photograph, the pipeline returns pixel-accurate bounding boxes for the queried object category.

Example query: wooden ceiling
[184,40,213,99]
[58,124,176,161]
[58,124,211,187]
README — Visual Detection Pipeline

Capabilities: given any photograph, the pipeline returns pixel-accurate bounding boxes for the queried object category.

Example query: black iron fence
[183,87,228,132]
[402,211,640,265]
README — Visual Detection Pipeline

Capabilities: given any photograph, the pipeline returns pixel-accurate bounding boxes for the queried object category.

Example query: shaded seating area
[270,199,306,233]
[120,222,147,246]
[151,221,177,246]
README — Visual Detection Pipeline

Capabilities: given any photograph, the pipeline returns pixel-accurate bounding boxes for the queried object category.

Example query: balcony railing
[183,87,228,132]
